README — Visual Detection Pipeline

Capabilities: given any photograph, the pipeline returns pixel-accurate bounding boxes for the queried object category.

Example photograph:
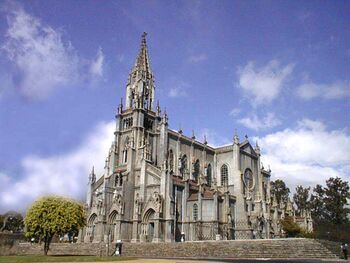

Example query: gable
[240,141,258,158]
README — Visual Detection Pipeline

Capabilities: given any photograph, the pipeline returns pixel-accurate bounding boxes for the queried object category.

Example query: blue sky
[0,0,349,213]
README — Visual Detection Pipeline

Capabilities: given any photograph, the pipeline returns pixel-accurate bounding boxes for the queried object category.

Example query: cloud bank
[237,60,294,105]
[1,5,105,100]
[238,112,281,131]
[257,118,350,191]
[0,121,115,213]
[296,80,350,100]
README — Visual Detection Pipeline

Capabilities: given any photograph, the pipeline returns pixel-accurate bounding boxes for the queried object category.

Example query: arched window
[179,155,187,177]
[168,149,174,173]
[207,164,212,186]
[193,204,198,221]
[221,164,228,186]
[123,149,128,163]
[244,168,254,189]
[193,159,200,182]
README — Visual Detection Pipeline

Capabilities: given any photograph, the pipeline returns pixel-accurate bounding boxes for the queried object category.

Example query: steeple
[125,33,155,111]
[131,32,153,78]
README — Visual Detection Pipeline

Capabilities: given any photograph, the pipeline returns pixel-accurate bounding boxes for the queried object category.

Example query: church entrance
[142,208,156,242]
[147,222,154,242]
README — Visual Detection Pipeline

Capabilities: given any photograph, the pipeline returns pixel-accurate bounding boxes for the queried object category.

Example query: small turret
[117,98,123,114]
[86,166,96,208]
[162,109,168,124]
[233,129,239,144]
[255,141,261,155]
[156,100,161,116]
[203,135,208,145]
[89,166,96,184]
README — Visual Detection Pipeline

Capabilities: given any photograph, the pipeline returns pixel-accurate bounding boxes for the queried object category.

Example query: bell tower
[115,32,161,169]
[125,32,155,111]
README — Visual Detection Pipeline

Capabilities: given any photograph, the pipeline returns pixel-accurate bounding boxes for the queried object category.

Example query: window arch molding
[168,148,175,173]
[206,163,212,186]
[220,163,230,186]
[243,168,254,190]
[179,154,188,177]
[193,159,200,182]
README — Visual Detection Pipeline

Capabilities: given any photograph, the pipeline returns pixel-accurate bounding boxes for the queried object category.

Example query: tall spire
[132,32,152,78]
[125,33,155,111]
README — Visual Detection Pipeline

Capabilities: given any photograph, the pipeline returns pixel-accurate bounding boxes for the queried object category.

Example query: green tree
[293,185,311,214]
[24,196,85,255]
[310,184,326,222]
[310,177,350,224]
[271,179,290,204]
[324,177,350,224]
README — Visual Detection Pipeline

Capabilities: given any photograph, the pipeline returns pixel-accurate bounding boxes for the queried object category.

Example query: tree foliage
[271,179,290,204]
[0,211,24,233]
[280,216,302,237]
[293,185,311,213]
[24,196,85,255]
[310,177,350,224]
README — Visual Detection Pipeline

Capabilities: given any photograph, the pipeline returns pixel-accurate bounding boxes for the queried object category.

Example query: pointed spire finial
[118,97,123,114]
[142,32,147,43]
[255,140,260,155]
[203,134,208,145]
[233,129,239,144]
[132,32,152,75]
[191,130,196,140]
[178,123,183,134]
[156,100,161,116]
[89,165,96,183]
[162,108,168,124]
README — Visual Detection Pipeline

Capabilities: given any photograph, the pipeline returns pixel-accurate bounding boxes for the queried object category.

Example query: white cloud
[257,119,350,191]
[90,47,104,78]
[169,87,188,98]
[236,60,294,105]
[296,80,350,100]
[229,108,241,116]
[2,6,79,100]
[238,112,281,131]
[0,121,115,213]
[188,53,207,63]
[199,128,231,148]
[168,81,189,98]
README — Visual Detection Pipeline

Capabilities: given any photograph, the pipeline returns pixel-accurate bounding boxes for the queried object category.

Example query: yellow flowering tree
[24,196,85,255]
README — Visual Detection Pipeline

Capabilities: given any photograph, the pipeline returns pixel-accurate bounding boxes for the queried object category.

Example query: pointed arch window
[193,159,200,182]
[221,164,228,186]
[179,155,187,177]
[207,164,212,186]
[193,203,198,221]
[168,149,174,173]
[122,149,128,163]
[244,168,254,189]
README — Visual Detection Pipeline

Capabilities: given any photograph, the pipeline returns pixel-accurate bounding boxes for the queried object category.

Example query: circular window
[244,169,254,189]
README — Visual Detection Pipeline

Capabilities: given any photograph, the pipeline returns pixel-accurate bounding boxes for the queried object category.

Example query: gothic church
[80,33,312,243]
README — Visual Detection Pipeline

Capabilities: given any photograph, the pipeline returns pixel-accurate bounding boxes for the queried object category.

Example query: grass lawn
[0,255,135,262]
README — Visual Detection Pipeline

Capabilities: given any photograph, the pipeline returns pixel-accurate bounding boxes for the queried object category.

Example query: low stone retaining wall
[0,238,341,259]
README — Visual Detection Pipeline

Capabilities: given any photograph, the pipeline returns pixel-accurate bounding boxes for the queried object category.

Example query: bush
[280,217,303,237]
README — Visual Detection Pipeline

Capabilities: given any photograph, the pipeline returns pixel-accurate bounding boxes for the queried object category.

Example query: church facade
[80,34,312,243]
